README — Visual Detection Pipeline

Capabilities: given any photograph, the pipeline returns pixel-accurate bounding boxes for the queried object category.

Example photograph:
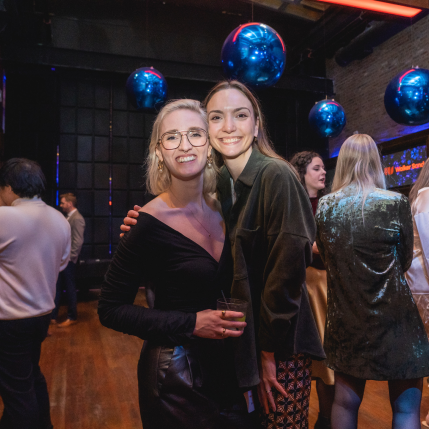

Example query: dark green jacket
[217,149,325,389]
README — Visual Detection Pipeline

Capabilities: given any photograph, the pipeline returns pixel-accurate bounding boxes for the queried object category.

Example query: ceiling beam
[249,0,324,20]
[3,44,334,94]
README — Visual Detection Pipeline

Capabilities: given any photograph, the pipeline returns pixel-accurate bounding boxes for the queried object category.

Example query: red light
[233,23,257,43]
[278,35,285,52]
[232,22,285,52]
[397,69,415,91]
[315,0,421,17]
[109,201,112,206]
[145,70,162,79]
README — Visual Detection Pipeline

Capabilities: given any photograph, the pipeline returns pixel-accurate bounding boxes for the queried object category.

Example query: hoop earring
[253,136,258,144]
[207,154,213,168]
[158,160,164,172]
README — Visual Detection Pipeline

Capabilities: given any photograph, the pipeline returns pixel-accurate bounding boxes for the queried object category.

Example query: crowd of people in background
[1,79,429,429]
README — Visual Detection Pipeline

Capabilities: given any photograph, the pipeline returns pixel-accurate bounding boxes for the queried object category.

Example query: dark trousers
[51,261,77,321]
[0,313,53,429]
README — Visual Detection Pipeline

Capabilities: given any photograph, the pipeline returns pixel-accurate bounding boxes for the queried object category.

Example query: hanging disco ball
[309,100,346,138]
[221,22,286,89]
[126,67,167,112]
[384,67,429,126]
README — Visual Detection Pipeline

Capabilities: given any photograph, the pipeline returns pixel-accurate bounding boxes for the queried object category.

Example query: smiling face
[206,88,258,162]
[156,109,210,183]
[304,157,326,197]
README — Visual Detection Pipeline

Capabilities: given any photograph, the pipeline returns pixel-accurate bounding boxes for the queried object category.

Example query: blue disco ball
[221,22,286,89]
[126,67,167,112]
[384,67,429,126]
[309,100,346,138]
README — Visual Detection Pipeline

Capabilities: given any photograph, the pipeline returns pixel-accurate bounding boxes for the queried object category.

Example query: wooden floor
[1,290,429,428]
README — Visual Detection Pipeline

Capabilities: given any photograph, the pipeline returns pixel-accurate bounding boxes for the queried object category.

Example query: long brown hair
[203,80,287,167]
[409,158,429,214]
[290,151,326,198]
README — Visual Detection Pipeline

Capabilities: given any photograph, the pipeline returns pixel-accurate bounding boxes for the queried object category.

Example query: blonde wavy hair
[145,99,217,196]
[332,134,385,210]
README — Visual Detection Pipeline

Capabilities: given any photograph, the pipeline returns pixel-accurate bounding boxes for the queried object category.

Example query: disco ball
[309,100,346,138]
[126,67,167,112]
[384,67,429,126]
[221,22,286,89]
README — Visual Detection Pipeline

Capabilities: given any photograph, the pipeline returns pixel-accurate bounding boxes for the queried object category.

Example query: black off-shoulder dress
[98,213,256,429]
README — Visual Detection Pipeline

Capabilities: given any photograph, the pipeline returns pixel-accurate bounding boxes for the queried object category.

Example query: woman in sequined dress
[315,134,429,429]
[290,151,334,429]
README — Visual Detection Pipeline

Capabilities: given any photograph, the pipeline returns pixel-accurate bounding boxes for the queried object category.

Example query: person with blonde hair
[122,80,325,428]
[99,99,258,429]
[315,134,429,429]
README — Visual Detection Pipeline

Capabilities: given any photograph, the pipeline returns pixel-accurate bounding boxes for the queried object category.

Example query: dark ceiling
[1,0,427,75]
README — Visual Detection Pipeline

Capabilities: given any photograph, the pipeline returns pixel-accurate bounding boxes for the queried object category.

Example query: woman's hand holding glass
[193,309,246,339]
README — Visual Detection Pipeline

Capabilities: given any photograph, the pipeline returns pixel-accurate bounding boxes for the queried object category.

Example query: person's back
[315,134,429,429]
[316,185,429,379]
[0,197,70,320]
[317,186,412,302]
[0,158,70,429]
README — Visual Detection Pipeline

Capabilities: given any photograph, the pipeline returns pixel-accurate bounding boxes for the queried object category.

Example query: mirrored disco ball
[309,100,346,138]
[384,67,429,126]
[221,22,286,89]
[126,67,167,112]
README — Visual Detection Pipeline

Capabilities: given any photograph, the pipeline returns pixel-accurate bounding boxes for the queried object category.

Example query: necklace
[169,191,212,237]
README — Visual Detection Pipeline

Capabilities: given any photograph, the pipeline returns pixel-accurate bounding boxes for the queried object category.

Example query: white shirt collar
[67,208,77,218]
[11,196,42,206]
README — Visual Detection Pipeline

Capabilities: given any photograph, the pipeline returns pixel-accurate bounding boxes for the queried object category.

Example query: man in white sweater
[0,158,71,429]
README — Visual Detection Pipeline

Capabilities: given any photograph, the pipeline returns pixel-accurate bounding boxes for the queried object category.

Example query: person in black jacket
[99,99,258,429]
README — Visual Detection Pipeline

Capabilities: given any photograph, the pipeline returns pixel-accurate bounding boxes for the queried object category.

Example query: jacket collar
[219,148,266,189]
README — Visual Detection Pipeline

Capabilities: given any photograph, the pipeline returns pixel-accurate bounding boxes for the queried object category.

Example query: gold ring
[221,310,226,317]
[266,390,272,394]
[221,328,226,337]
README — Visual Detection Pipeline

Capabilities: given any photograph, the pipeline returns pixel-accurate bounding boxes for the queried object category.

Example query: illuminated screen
[383,145,427,188]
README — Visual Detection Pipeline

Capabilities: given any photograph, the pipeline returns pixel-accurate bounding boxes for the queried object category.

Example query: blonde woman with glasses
[99,99,258,429]
[315,134,429,429]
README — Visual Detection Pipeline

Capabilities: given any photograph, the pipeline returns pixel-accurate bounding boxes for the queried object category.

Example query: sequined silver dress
[316,186,429,380]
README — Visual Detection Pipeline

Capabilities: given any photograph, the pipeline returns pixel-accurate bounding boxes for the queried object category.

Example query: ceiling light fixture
[316,0,421,17]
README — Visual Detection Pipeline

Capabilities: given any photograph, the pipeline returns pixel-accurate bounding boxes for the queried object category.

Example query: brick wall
[326,15,429,157]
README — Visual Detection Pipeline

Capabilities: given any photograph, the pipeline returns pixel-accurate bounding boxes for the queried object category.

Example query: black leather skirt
[138,340,258,429]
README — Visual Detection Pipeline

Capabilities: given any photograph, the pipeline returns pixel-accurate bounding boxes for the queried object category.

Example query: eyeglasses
[158,129,208,150]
